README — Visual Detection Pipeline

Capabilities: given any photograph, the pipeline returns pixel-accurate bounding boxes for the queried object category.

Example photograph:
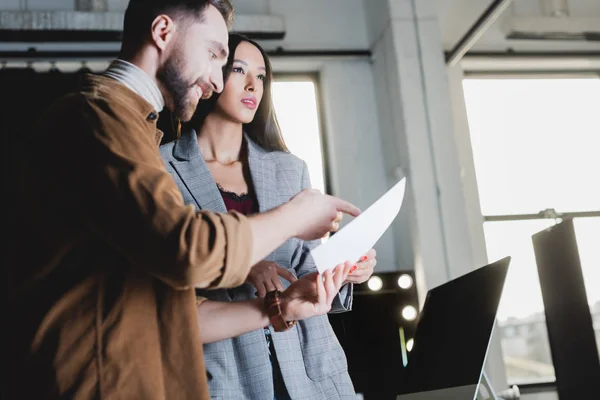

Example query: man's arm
[247,189,360,266]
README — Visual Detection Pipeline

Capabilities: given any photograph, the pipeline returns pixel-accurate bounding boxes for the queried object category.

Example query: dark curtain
[1,67,178,303]
[2,67,86,193]
[1,68,80,302]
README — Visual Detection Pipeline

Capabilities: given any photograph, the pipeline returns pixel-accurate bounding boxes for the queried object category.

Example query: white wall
[319,61,396,271]
[264,0,369,51]
[271,57,397,272]
[368,19,416,271]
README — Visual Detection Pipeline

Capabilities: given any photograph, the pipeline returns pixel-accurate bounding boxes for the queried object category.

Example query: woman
[160,34,377,399]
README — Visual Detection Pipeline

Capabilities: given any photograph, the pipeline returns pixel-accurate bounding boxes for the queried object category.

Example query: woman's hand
[344,248,377,285]
[247,260,297,298]
[280,262,352,321]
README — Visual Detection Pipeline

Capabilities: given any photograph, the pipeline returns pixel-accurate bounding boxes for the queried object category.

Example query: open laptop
[396,256,511,400]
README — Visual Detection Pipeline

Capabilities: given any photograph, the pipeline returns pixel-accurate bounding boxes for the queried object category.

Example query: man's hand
[344,248,377,285]
[247,261,297,298]
[280,262,352,321]
[286,189,360,241]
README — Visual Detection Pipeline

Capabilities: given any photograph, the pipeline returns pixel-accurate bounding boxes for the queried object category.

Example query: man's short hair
[123,0,234,47]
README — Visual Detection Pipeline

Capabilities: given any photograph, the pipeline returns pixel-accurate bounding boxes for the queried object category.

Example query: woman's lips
[241,97,257,109]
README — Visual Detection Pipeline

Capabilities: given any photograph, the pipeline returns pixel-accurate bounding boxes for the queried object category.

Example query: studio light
[397,274,413,289]
[406,338,414,352]
[367,276,383,291]
[401,305,417,321]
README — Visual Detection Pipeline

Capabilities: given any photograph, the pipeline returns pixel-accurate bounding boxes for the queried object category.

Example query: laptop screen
[399,257,510,394]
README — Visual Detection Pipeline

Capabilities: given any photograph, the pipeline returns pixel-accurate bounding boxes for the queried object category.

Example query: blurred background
[1,1,599,399]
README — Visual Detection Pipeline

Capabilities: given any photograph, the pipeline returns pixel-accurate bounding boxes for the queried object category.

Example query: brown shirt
[6,74,253,399]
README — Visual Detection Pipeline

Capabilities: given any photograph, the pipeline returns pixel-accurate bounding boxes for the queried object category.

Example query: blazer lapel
[170,128,227,213]
[246,136,279,213]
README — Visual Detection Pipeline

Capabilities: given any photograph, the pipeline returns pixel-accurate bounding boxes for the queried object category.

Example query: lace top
[217,183,258,216]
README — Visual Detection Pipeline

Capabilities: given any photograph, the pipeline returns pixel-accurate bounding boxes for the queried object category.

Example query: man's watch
[264,290,296,332]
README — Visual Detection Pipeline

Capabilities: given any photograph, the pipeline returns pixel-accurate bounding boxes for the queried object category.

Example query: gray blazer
[159,129,357,400]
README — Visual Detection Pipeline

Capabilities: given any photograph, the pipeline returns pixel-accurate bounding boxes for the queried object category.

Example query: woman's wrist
[265,290,296,331]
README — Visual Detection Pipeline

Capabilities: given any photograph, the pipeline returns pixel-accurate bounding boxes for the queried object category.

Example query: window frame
[461,71,600,387]
[272,72,333,195]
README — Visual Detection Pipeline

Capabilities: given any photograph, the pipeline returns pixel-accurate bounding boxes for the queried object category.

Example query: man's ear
[150,14,176,52]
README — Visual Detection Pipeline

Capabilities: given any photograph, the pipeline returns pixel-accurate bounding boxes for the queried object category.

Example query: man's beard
[156,50,194,121]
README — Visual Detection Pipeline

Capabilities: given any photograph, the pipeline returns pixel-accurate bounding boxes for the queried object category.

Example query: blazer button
[147,112,158,121]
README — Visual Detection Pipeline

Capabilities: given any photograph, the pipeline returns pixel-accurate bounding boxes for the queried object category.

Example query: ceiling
[437,0,600,52]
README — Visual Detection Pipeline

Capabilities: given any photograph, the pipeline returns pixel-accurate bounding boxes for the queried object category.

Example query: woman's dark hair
[189,33,288,152]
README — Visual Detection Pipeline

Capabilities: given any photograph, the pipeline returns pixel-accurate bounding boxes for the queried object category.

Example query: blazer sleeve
[293,160,353,313]
[47,96,252,290]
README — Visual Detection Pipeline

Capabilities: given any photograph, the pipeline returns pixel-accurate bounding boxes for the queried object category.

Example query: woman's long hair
[188,33,288,152]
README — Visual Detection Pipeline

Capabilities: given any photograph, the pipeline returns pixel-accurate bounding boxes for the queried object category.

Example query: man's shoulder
[44,77,148,125]
[34,85,152,149]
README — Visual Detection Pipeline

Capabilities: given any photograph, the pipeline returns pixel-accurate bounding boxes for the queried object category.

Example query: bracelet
[264,290,296,332]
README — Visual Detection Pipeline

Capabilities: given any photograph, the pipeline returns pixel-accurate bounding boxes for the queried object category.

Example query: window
[463,77,600,385]
[271,78,327,195]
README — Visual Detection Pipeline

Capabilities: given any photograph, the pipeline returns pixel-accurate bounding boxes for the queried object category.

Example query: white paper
[311,178,407,274]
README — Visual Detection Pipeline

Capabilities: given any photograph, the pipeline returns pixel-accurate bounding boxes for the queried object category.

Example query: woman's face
[215,41,267,124]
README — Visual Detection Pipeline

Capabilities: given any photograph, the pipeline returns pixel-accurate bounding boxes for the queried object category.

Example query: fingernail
[350,265,358,273]
[360,256,368,262]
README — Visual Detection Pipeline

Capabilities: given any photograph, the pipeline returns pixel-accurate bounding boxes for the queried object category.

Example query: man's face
[157,5,229,121]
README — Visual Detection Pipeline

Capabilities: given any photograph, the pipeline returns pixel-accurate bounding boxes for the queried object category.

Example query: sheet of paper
[311,178,407,274]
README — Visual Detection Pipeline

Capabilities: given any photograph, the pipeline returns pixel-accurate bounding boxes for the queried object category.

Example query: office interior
[2,1,599,399]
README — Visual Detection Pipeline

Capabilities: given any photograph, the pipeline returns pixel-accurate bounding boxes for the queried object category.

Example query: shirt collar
[103,59,165,112]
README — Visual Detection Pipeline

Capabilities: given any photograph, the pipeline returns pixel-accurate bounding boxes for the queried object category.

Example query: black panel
[0,29,123,42]
[1,68,95,303]
[532,219,600,399]
[328,271,419,400]
[0,49,371,61]
[0,29,284,43]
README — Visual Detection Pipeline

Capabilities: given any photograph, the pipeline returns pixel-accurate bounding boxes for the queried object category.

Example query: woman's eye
[209,51,217,59]
[257,74,266,81]
[232,67,244,74]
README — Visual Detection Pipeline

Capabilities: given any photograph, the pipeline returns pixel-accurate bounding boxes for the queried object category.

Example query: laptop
[396,256,511,400]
